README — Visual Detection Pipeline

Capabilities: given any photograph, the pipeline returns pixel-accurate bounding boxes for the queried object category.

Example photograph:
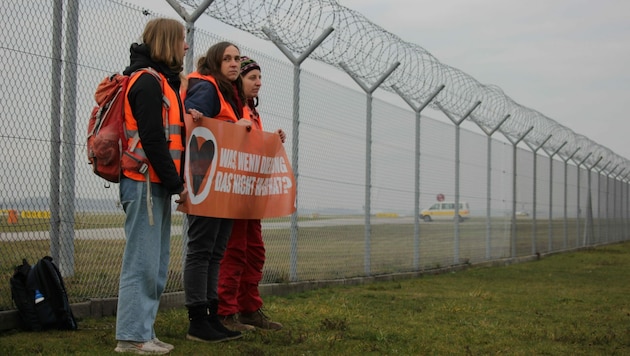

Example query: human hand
[276,129,286,143]
[188,109,203,121]
[236,118,252,131]
[175,187,188,204]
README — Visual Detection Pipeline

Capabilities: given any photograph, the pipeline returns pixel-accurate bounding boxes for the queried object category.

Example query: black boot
[186,304,229,343]
[208,299,242,340]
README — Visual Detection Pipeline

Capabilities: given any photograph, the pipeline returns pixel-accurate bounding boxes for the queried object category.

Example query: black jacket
[123,43,184,194]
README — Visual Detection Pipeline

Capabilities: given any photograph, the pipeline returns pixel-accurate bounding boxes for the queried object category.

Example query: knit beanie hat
[240,56,260,76]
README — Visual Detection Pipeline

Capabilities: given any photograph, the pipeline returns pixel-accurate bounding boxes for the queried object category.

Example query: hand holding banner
[178,114,296,219]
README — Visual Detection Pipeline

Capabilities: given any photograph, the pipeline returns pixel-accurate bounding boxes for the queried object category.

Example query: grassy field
[1,241,629,355]
[1,214,626,311]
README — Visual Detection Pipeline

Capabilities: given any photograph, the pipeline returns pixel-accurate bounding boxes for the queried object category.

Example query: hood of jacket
[123,43,181,87]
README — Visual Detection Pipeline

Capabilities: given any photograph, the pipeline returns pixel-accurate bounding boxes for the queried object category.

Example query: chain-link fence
[1,0,628,314]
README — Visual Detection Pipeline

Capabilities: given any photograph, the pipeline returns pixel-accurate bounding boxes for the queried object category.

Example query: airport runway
[1,216,417,241]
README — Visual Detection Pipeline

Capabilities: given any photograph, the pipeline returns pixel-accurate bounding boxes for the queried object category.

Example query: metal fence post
[49,0,64,270]
[613,169,626,241]
[605,165,619,242]
[624,172,629,239]
[499,127,534,258]
[596,162,611,243]
[469,114,511,259]
[436,101,481,264]
[164,0,216,278]
[340,61,400,276]
[393,84,444,270]
[524,134,552,255]
[543,141,567,251]
[585,158,604,245]
[57,0,81,276]
[561,148,580,249]
[265,26,334,281]
[573,153,593,247]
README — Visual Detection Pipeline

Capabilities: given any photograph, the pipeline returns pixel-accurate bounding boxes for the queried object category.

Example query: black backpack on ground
[10,256,78,331]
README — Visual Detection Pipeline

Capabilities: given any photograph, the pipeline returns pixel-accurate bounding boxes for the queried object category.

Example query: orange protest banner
[178,114,296,219]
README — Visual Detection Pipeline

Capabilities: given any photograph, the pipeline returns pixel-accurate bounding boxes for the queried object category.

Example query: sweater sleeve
[184,80,221,118]
[127,73,184,194]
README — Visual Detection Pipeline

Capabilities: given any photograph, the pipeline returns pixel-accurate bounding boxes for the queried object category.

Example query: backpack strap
[128,67,167,226]
[127,67,168,147]
[35,257,77,330]
[10,259,42,331]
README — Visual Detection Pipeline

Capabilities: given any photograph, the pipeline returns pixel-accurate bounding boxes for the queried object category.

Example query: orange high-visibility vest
[122,69,184,182]
[243,104,263,131]
[186,72,239,123]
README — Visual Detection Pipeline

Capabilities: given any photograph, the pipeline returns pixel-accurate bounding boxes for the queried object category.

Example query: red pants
[218,219,265,316]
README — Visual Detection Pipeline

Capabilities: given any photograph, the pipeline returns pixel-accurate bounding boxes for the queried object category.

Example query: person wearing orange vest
[182,41,251,344]
[115,18,188,355]
[218,56,286,332]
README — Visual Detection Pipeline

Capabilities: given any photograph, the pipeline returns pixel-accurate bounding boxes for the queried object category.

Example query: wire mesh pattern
[180,0,628,173]
[0,0,628,314]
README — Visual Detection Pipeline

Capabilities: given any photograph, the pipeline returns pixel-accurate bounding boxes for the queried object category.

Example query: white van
[420,201,470,222]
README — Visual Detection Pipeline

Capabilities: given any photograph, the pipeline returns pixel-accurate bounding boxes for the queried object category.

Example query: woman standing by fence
[114,18,188,355]
[182,41,251,344]
[217,56,285,332]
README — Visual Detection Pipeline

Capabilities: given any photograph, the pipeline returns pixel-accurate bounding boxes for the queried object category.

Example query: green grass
[1,215,624,311]
[2,242,630,355]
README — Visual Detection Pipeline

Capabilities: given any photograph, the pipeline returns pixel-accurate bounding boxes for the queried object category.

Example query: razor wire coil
[177,0,628,174]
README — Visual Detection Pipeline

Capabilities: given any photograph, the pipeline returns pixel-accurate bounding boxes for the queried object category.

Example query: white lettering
[214,171,232,192]
[237,152,261,173]
[232,174,256,195]
[259,156,288,174]
[219,148,237,169]
[254,177,286,196]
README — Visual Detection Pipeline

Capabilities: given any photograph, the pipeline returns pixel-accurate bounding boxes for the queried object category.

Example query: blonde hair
[142,18,185,73]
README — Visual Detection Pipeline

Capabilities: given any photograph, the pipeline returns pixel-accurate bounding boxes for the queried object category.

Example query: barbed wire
[178,0,627,174]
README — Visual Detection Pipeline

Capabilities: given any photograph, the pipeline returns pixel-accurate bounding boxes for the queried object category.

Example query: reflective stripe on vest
[122,69,184,182]
[187,72,239,123]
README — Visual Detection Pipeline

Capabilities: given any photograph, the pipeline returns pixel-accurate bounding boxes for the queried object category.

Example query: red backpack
[86,68,161,183]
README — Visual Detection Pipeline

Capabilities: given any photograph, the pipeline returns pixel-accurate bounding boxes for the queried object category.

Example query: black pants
[184,215,233,307]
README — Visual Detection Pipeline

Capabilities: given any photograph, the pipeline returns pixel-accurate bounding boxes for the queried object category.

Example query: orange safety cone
[7,209,18,224]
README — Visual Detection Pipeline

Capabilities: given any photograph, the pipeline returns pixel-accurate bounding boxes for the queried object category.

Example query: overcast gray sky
[134,0,630,159]
[338,0,630,159]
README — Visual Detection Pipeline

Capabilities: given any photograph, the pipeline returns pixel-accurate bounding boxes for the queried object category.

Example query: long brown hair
[142,18,185,73]
[196,41,245,108]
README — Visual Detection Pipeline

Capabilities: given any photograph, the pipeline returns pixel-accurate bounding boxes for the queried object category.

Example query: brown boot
[207,300,243,340]
[239,309,283,330]
[220,314,256,332]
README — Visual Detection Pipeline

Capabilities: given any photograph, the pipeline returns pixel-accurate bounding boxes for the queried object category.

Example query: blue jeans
[116,178,172,342]
[184,215,233,307]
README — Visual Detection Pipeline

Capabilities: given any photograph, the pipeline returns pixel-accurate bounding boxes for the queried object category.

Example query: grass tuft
[2,242,630,354]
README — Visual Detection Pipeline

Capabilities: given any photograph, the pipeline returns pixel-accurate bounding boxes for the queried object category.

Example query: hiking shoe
[209,315,244,339]
[151,338,174,351]
[220,314,256,332]
[239,309,283,330]
[114,340,170,354]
